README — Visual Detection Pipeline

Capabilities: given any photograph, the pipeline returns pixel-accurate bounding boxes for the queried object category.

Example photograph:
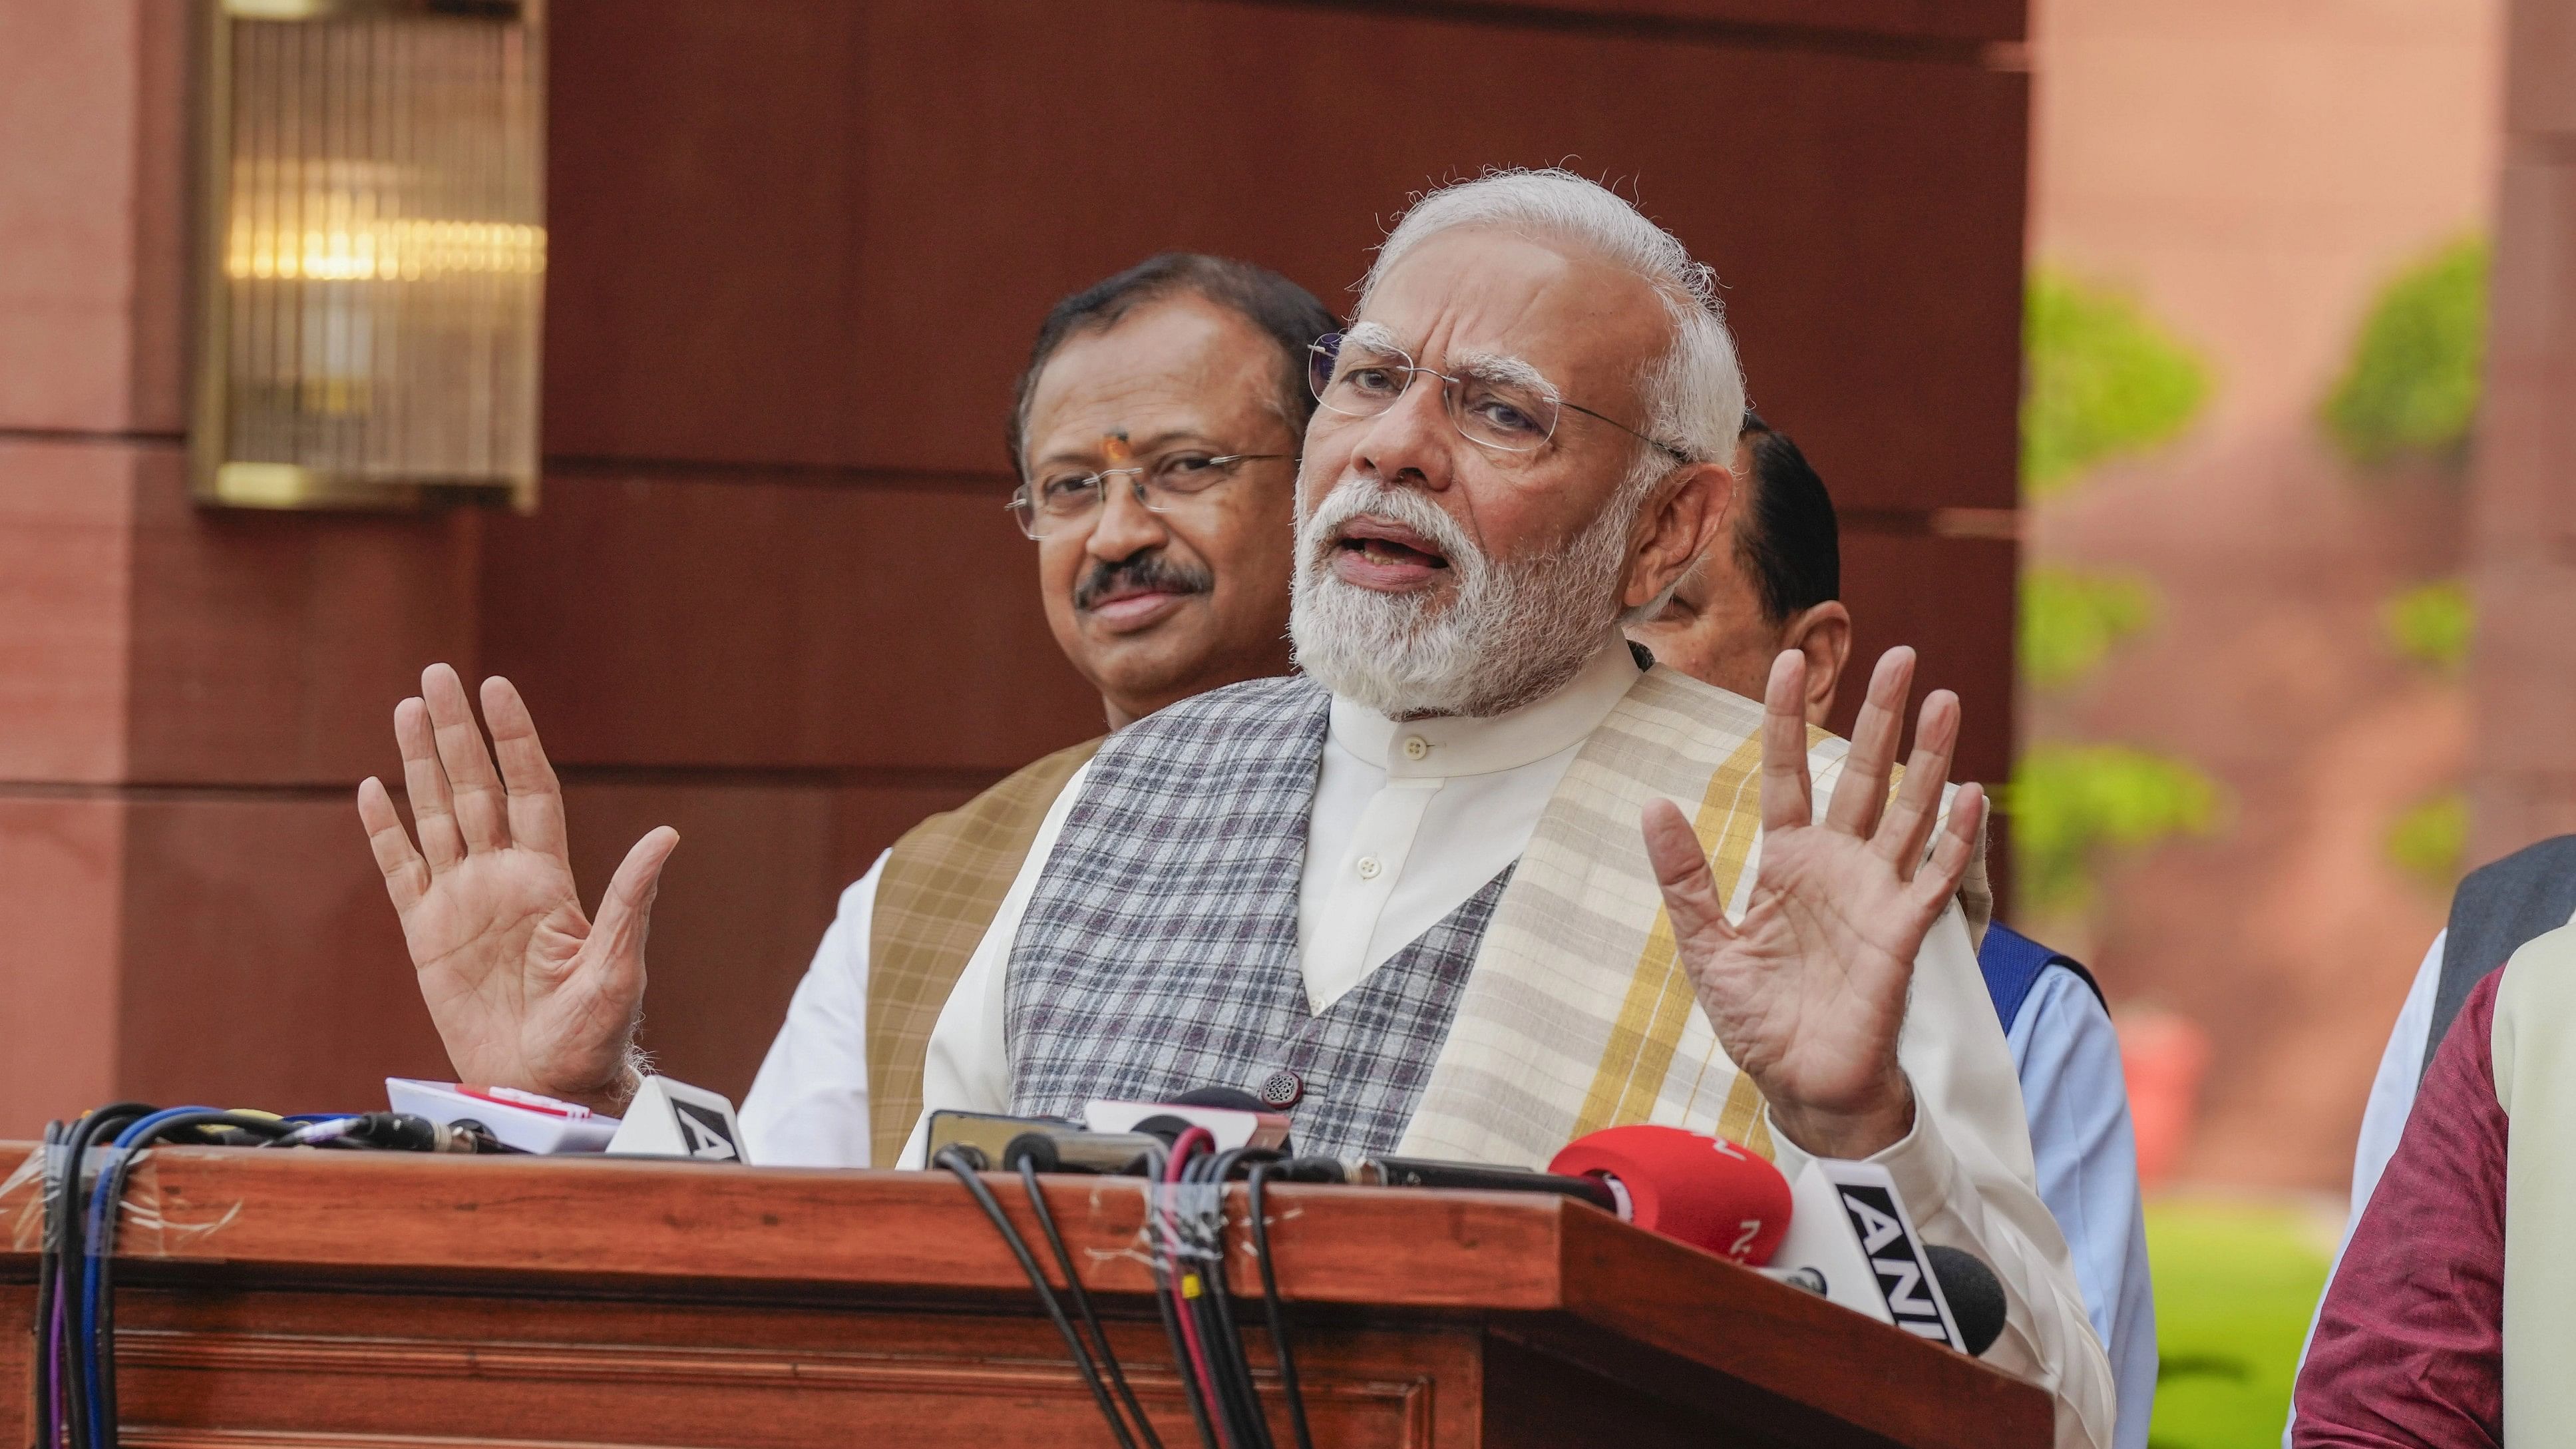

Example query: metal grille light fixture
[194,0,545,511]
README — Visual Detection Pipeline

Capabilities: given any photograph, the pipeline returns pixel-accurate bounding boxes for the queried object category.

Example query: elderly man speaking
[371,171,2112,1443]
[903,171,2110,1442]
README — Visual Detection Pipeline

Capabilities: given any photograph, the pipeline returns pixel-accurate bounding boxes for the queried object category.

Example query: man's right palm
[357,664,677,1114]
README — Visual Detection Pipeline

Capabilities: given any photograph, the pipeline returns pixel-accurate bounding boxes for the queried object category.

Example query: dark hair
[1734,409,1840,624]
[1005,252,1338,479]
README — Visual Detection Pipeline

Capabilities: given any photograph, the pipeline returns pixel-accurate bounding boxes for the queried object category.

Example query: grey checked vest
[1005,674,1511,1160]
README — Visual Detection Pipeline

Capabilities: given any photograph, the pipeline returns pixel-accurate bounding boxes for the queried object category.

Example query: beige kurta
[2492,923,2576,1438]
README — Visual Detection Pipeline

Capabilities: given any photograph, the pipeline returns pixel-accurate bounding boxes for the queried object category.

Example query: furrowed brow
[1449,349,1559,399]
[1342,320,1403,352]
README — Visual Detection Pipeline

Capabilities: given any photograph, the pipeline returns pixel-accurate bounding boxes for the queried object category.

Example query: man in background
[355,253,1336,1167]
[1630,415,2156,1449]
[2284,833,2576,1444]
[2295,917,2576,1443]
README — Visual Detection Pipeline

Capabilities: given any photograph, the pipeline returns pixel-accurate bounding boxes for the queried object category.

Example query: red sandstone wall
[2025,0,2503,1189]
[0,0,2030,1130]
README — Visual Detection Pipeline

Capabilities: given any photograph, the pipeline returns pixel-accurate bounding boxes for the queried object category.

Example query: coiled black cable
[1244,1161,1315,1449]
[935,1145,1141,1449]
[33,1120,63,1448]
[1136,1141,1224,1449]
[1189,1147,1273,1449]
[1018,1159,1165,1449]
[49,1102,150,1449]
[87,1112,296,1448]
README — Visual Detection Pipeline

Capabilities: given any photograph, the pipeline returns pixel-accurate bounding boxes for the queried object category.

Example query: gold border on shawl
[1569,730,1767,1138]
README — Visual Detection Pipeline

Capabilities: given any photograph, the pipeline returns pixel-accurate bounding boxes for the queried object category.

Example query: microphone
[1925,1245,2006,1356]
[1085,1090,1294,1153]
[1350,1155,1621,1213]
[1549,1124,1794,1264]
[1770,1157,2007,1356]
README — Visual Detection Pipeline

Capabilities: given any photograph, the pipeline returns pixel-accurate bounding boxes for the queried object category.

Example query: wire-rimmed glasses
[1307,329,1693,465]
[1008,448,1288,540]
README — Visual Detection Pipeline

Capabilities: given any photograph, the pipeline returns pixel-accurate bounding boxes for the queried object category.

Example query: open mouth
[1332,516,1452,576]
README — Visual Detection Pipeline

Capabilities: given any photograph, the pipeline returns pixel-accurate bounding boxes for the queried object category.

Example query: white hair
[1360,168,1748,469]
[1290,473,1636,718]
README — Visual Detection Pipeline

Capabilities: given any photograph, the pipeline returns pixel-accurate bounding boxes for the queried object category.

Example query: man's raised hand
[1641,647,1985,1160]
[355,664,677,1114]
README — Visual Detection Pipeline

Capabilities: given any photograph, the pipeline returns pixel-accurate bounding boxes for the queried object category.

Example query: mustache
[1298,475,1483,574]
[1073,549,1214,612]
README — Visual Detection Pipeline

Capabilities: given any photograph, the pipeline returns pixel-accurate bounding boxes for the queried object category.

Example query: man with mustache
[1631,416,2154,1449]
[366,172,2110,1442]
[896,171,2109,1443]
[357,252,1334,1168]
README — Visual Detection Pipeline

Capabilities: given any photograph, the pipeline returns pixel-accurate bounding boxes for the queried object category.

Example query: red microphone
[1548,1125,1793,1265]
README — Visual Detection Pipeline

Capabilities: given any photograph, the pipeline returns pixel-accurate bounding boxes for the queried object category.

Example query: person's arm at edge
[1767,904,2117,1449]
[737,854,888,1168]
[2291,966,2505,1447]
[2348,932,2445,1224]
[2010,967,2156,1449]
[2282,931,2446,1446]
[895,759,1097,1169]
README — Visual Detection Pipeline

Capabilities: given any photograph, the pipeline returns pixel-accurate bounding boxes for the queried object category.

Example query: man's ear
[1623,460,1735,614]
[1781,600,1853,727]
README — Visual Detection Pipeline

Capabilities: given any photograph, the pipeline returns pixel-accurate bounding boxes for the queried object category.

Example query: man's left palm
[1644,647,1984,1160]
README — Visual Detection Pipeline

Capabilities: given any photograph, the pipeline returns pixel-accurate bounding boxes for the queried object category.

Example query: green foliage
[2322,236,2489,467]
[2382,579,2474,673]
[2008,744,2221,913]
[2023,268,2213,496]
[2146,1200,2335,1449]
[2387,791,2470,891]
[2024,566,2161,692]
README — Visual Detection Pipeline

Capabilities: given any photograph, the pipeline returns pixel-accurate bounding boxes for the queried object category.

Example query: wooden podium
[2,1145,2049,1449]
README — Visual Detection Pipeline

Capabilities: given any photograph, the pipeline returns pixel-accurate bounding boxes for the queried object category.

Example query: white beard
[1288,472,1639,718]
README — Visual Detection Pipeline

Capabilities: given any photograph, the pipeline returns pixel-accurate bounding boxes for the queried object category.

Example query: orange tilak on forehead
[1101,429,1133,465]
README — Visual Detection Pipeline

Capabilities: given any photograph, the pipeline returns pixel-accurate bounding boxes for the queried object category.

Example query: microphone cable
[1242,1159,1328,1449]
[1017,1158,1165,1449]
[43,1101,151,1449]
[38,1102,462,1449]
[82,1110,297,1448]
[932,1145,1143,1449]
[1186,1147,1273,1449]
[33,1118,65,1449]
[1155,1128,1234,1449]
[1136,1140,1224,1449]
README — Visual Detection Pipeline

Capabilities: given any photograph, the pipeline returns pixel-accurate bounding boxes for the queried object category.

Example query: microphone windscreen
[1924,1245,2007,1356]
[1547,1126,1792,1265]
[1171,1087,1295,1155]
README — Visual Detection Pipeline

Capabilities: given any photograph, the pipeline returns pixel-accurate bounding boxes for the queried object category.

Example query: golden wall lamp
[193,0,546,511]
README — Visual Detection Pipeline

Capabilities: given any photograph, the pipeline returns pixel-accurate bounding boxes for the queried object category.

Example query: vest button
[1356,855,1382,880]
[1402,735,1430,761]
[1257,1070,1304,1110]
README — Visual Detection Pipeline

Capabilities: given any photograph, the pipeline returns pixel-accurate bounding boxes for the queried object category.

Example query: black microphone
[1923,1245,2007,1356]
[1350,1156,1624,1214]
[1151,1086,1297,1157]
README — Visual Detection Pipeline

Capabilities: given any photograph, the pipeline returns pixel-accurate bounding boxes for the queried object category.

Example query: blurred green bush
[2387,790,2469,891]
[2024,566,2161,692]
[2023,268,2212,496]
[2381,578,2474,673]
[2321,236,2488,468]
[2008,744,2221,913]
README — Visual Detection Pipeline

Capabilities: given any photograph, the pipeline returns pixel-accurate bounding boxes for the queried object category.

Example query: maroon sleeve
[2292,968,2507,1448]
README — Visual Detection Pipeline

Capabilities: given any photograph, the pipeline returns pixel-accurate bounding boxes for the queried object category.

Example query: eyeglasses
[1008,448,1288,540]
[1308,330,1694,465]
